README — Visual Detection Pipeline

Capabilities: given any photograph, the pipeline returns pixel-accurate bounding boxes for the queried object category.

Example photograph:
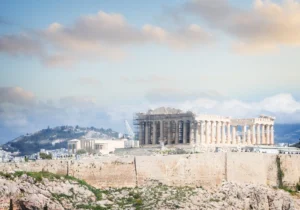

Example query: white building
[68,138,132,155]
[135,107,275,146]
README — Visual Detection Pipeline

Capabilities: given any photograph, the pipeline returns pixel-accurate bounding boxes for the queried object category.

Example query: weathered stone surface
[136,153,226,188]
[0,160,67,175]
[227,153,278,186]
[0,174,94,210]
[69,157,136,188]
[0,153,299,189]
[1,173,299,210]
[279,154,300,187]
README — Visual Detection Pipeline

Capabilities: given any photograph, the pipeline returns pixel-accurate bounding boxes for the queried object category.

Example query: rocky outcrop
[0,172,96,210]
[0,172,299,210]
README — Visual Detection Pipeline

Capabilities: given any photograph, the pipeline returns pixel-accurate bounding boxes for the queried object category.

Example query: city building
[135,107,275,146]
[68,138,131,155]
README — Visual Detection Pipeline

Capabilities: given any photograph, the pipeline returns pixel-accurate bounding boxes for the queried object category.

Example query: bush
[134,199,143,207]
[76,149,87,155]
[296,183,300,191]
[39,152,52,160]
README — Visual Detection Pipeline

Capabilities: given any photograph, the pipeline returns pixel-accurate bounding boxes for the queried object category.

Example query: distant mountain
[2,124,300,156]
[274,124,300,145]
[1,126,120,156]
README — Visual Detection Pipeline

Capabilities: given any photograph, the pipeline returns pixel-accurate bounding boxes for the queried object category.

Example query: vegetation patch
[39,152,52,159]
[276,155,284,189]
[76,204,109,210]
[0,171,104,200]
[276,156,299,195]
[51,193,73,202]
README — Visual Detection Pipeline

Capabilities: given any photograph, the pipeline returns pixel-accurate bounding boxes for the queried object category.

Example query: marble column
[183,121,187,144]
[270,125,274,145]
[160,121,164,143]
[251,124,256,145]
[221,122,226,144]
[205,121,210,144]
[194,122,199,145]
[266,125,270,145]
[175,121,179,144]
[216,121,221,144]
[247,129,251,144]
[232,126,236,144]
[227,123,231,144]
[243,125,247,144]
[145,122,149,145]
[256,124,260,145]
[211,121,215,144]
[200,121,205,144]
[262,124,265,144]
[168,121,172,145]
[153,121,156,145]
[139,123,143,145]
[190,122,194,145]
[237,136,241,144]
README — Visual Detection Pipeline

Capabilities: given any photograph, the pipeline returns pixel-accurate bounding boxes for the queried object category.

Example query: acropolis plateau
[135,107,275,146]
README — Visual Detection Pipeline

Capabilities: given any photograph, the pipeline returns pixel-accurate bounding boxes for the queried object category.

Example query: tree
[43,204,48,210]
[9,199,13,210]
[76,149,87,155]
[39,152,52,160]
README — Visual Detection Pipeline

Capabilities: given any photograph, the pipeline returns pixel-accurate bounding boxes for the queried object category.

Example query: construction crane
[124,120,135,140]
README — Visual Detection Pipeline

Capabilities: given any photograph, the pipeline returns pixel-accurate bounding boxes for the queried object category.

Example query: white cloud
[179,0,300,53]
[77,77,101,86]
[0,11,212,67]
[59,96,97,108]
[1,86,300,143]
[0,87,35,105]
[0,34,44,56]
[108,93,300,124]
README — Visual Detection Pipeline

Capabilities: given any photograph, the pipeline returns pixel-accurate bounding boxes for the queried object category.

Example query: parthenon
[135,107,275,146]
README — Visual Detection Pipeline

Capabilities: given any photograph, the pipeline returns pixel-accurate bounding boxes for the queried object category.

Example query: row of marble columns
[83,140,95,153]
[139,120,190,145]
[139,120,274,145]
[192,121,274,145]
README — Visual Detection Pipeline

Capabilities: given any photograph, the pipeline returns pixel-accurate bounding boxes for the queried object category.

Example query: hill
[274,124,300,144]
[1,125,119,156]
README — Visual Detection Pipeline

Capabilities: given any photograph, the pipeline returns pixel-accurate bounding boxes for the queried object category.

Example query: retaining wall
[0,153,299,189]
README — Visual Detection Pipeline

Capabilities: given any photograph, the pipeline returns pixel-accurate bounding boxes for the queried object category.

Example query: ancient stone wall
[68,157,136,188]
[136,153,225,188]
[279,154,300,187]
[0,160,67,175]
[227,153,278,186]
[0,153,299,189]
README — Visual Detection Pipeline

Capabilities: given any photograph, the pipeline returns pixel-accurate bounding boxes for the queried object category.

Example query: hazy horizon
[1,0,300,143]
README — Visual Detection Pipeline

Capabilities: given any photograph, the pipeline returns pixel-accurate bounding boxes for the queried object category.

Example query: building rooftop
[146,107,183,115]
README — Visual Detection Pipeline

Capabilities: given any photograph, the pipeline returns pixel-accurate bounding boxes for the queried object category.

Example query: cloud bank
[1,0,300,66]
[1,86,300,144]
[179,0,300,53]
[0,11,212,67]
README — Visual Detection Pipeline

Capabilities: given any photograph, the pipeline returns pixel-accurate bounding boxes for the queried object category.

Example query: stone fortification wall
[68,157,136,188]
[0,153,299,189]
[227,153,278,186]
[0,160,67,175]
[136,153,225,188]
[279,154,300,187]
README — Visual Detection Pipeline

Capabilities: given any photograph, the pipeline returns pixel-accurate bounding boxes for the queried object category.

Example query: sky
[1,0,300,143]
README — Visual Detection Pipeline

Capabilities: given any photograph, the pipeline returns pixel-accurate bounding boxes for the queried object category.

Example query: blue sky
[1,0,300,143]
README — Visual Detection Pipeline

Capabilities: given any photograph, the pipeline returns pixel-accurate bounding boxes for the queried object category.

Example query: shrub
[296,183,300,191]
[134,199,143,206]
[39,152,52,160]
[76,149,87,155]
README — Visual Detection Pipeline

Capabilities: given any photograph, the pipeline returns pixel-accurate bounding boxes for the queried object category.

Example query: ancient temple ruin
[134,107,275,146]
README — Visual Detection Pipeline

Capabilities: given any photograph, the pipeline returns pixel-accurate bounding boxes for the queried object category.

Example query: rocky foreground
[0,172,299,210]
